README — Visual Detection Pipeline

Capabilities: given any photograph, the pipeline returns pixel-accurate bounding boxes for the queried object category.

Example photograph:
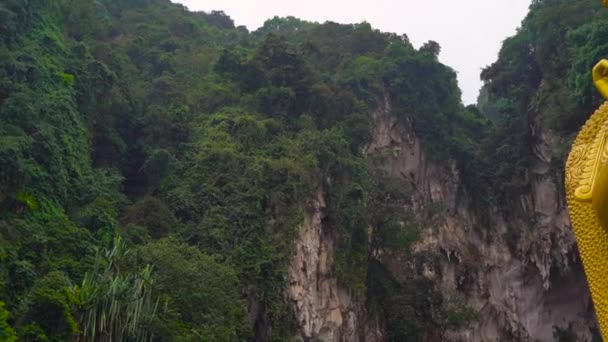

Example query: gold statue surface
[564,4,608,338]
[566,58,608,338]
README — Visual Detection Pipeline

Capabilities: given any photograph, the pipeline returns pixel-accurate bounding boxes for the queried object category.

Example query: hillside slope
[0,0,606,340]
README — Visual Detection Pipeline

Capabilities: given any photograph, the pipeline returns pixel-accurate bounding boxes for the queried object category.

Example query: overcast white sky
[174,0,531,105]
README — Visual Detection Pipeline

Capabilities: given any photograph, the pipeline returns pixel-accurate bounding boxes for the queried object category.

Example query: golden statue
[565,2,608,337]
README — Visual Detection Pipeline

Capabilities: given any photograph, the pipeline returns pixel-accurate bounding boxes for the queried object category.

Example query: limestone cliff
[286,93,598,341]
[287,189,381,341]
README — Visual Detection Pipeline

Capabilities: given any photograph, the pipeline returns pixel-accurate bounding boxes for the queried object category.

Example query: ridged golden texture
[566,102,608,338]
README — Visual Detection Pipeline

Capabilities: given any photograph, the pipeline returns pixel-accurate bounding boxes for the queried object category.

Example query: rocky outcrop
[287,189,381,341]
[286,93,598,341]
[287,188,354,341]
[366,94,597,341]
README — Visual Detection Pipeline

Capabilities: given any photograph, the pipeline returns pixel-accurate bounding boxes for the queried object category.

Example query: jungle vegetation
[0,0,605,340]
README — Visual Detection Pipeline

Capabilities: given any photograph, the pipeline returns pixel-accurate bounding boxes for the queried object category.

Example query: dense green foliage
[0,301,17,341]
[5,0,601,340]
[136,238,248,340]
[478,0,608,203]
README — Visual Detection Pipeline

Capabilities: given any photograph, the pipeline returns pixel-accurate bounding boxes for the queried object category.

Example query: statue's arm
[592,58,608,99]
[592,58,608,228]
[593,59,608,100]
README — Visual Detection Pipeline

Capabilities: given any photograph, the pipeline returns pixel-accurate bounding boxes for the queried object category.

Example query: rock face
[287,189,355,341]
[287,189,382,341]
[286,93,599,341]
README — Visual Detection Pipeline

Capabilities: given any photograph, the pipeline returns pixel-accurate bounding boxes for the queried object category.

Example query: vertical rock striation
[287,189,375,341]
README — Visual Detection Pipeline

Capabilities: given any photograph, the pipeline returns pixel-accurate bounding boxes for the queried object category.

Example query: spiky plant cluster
[72,236,159,342]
